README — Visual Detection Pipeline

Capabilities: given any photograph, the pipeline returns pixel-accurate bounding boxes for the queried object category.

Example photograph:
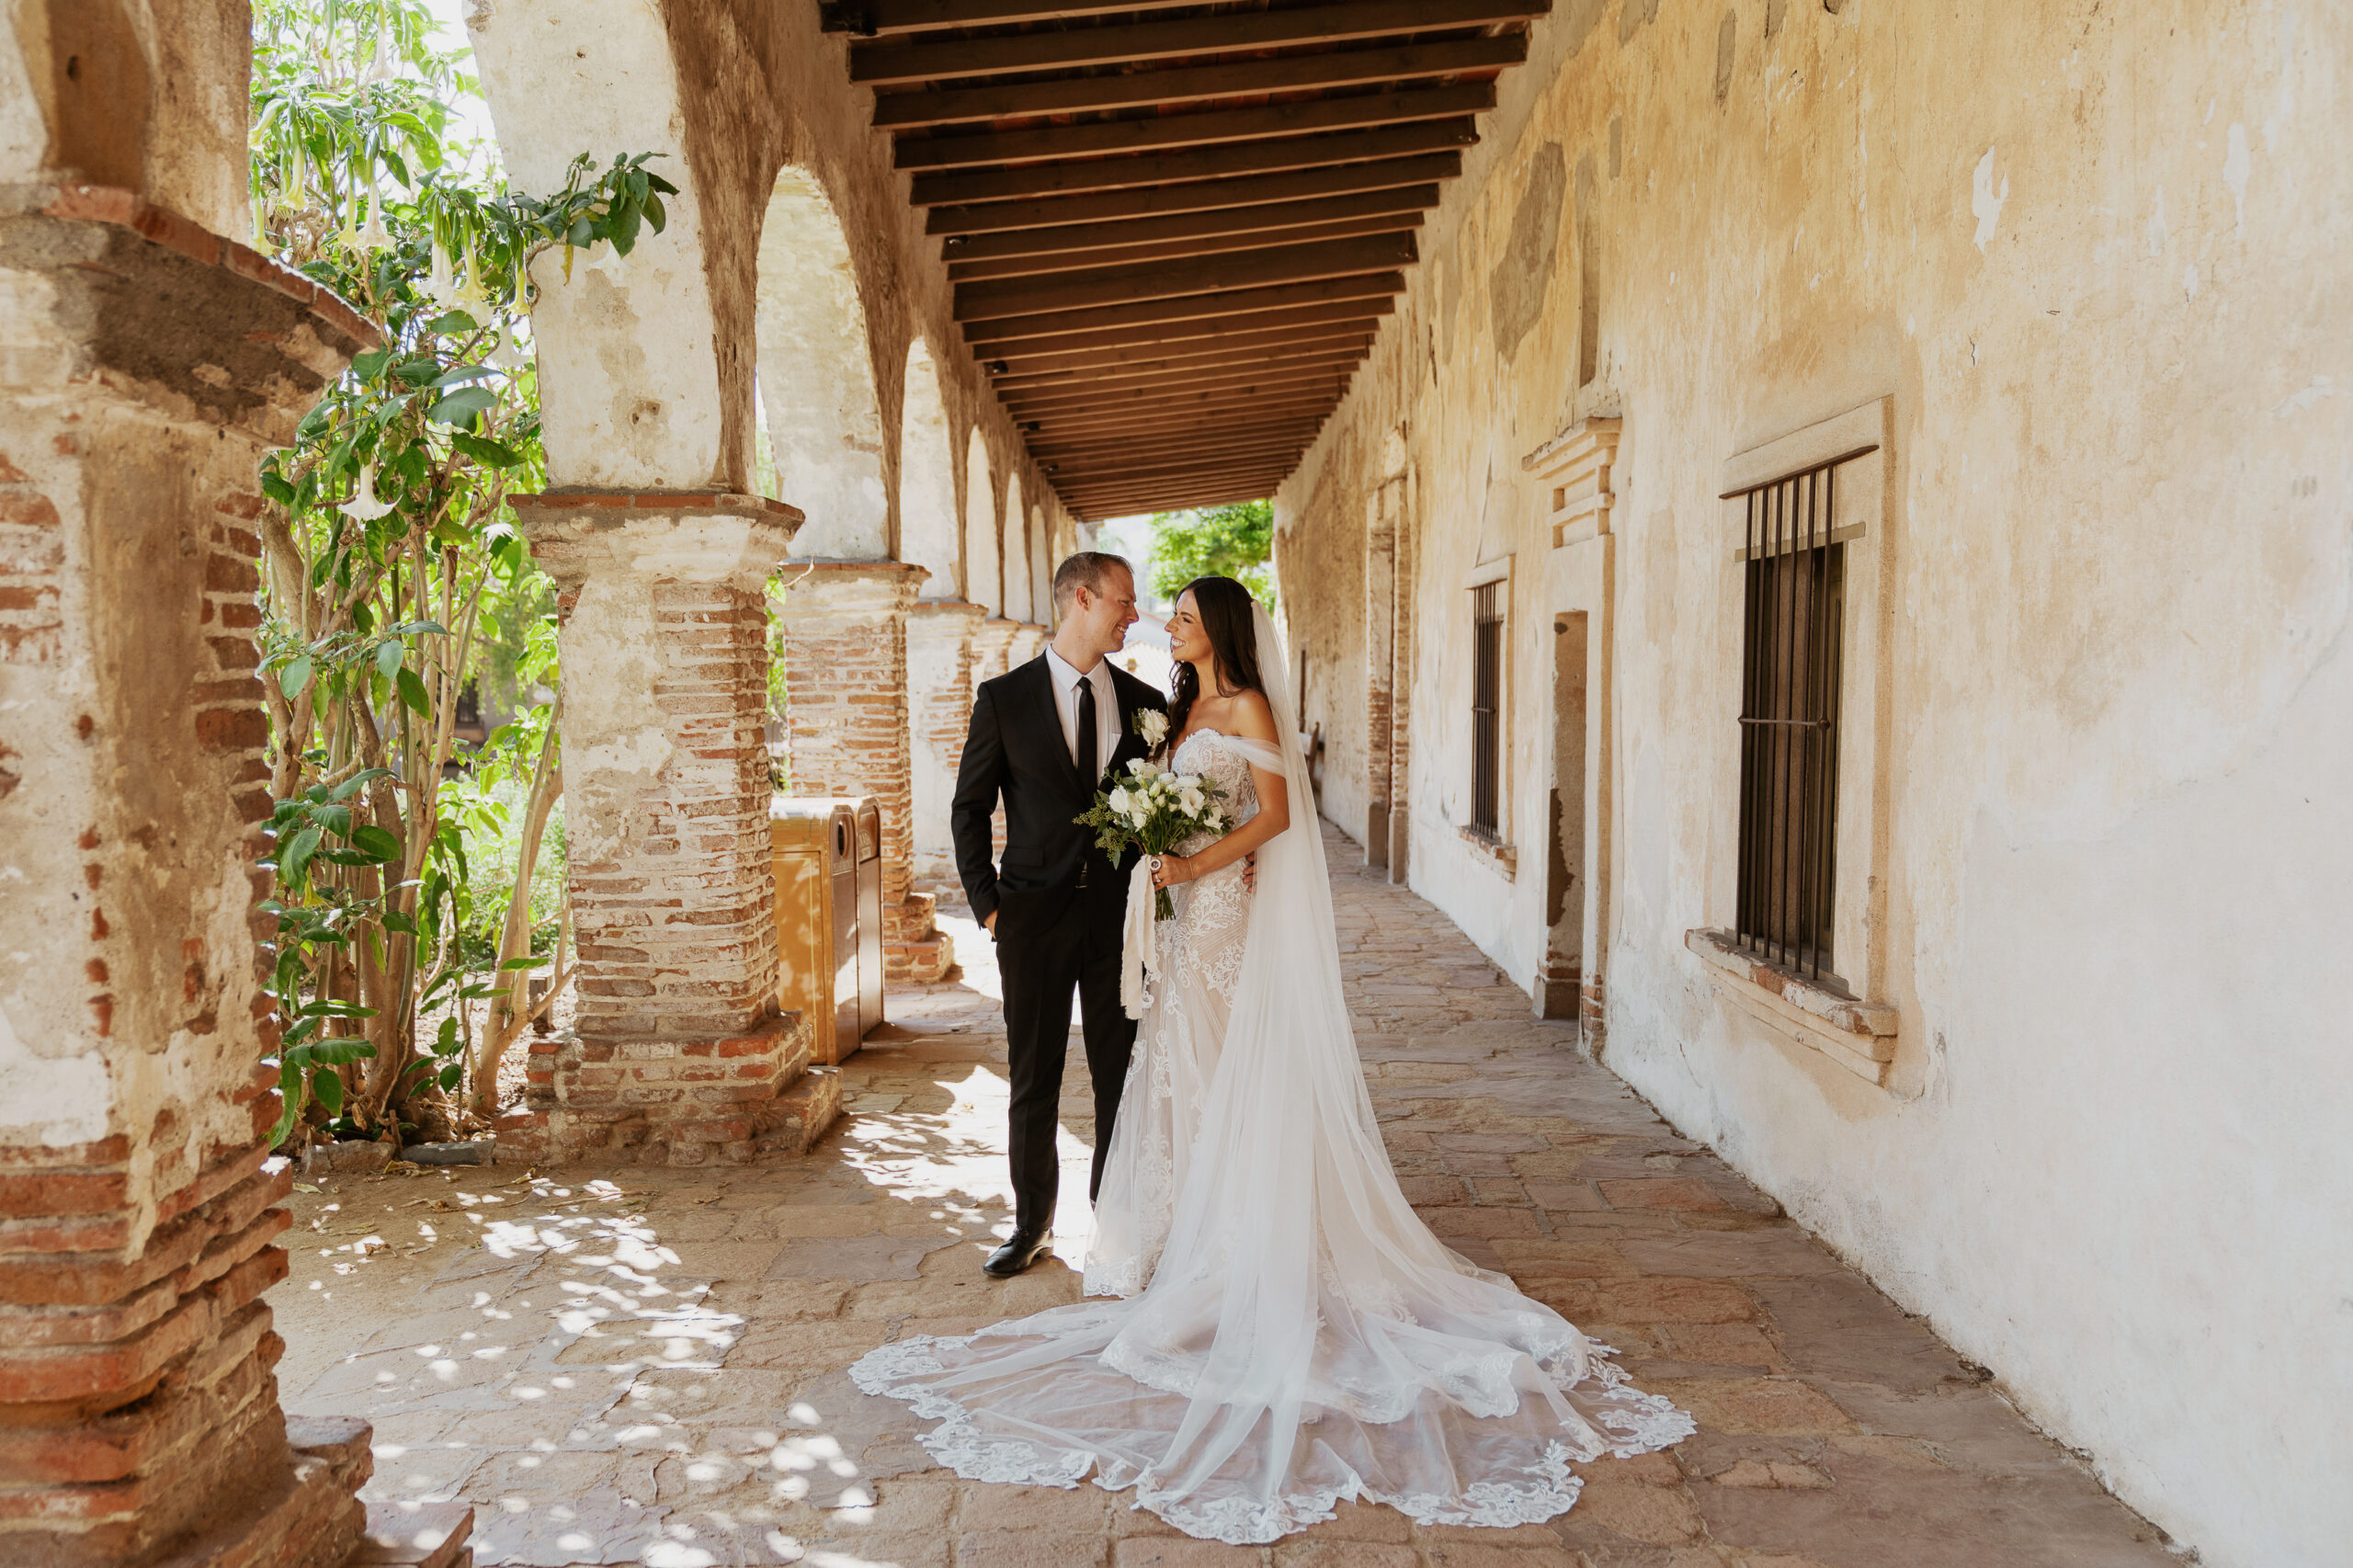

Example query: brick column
[779,561,954,983]
[0,189,377,1568]
[510,494,834,1165]
[907,599,984,890]
[972,617,1024,686]
[1010,622,1050,667]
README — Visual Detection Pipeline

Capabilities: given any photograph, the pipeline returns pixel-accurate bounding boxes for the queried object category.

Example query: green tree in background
[1147,499,1277,608]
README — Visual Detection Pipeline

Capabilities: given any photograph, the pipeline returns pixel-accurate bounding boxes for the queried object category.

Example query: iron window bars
[1470,580,1504,839]
[1724,446,1871,984]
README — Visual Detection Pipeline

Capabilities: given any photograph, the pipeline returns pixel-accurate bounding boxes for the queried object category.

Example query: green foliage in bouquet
[1076,759,1233,921]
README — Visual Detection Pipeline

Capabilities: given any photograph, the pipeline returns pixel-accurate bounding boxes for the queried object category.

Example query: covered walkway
[272,827,2171,1568]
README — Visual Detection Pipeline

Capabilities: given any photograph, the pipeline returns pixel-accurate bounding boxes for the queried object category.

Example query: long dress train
[850,606,1693,1545]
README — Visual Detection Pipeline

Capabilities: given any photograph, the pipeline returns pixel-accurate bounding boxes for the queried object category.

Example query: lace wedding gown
[850,607,1693,1544]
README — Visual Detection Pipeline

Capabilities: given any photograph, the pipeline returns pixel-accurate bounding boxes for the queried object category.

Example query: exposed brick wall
[780,561,952,983]
[568,583,779,1040]
[0,195,378,1568]
[512,497,835,1167]
[907,600,982,890]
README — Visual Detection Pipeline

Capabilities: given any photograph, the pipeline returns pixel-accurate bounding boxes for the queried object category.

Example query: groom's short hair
[1053,551,1132,612]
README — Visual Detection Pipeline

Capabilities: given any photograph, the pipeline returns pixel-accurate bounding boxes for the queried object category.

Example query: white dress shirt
[1044,646,1120,781]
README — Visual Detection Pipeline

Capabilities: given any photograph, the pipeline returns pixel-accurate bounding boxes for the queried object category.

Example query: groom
[953,552,1167,1278]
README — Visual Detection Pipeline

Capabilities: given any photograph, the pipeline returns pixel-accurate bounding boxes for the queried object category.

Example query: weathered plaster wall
[1276,5,2352,1565]
[466,0,1084,569]
[0,0,254,233]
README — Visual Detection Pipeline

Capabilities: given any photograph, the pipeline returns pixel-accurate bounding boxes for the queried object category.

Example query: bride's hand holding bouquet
[1077,736,1229,921]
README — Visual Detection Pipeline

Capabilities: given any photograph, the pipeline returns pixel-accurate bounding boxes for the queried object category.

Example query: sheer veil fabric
[850,606,1694,1544]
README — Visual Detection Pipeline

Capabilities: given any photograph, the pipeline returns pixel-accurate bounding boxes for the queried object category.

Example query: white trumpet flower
[361,29,399,85]
[338,462,395,523]
[485,320,530,373]
[353,190,391,255]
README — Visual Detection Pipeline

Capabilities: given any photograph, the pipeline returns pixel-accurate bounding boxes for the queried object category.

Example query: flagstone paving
[272,824,2178,1568]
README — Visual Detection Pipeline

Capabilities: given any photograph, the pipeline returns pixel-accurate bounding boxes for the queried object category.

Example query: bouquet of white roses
[1076,754,1230,921]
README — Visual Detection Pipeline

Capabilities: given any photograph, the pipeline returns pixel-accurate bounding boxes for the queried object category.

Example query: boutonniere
[1133,710,1169,750]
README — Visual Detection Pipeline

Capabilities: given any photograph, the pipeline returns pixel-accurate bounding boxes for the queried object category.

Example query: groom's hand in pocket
[984,911,997,936]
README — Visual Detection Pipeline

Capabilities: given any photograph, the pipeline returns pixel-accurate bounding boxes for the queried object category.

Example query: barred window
[1470,580,1505,839]
[1732,457,1850,983]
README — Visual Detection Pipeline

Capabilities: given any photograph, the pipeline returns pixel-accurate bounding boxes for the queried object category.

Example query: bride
[851,576,1693,1543]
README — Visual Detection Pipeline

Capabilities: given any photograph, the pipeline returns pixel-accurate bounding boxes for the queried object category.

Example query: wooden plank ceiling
[820,0,1551,519]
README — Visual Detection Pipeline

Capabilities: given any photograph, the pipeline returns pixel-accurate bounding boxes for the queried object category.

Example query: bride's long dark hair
[1165,575,1267,753]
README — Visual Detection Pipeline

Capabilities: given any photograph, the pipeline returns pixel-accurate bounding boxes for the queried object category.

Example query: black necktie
[1074,674,1098,786]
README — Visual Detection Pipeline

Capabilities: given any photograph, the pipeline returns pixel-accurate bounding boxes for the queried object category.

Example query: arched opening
[899,338,959,598]
[1030,502,1054,627]
[964,428,1000,615]
[1002,473,1032,622]
[756,165,886,558]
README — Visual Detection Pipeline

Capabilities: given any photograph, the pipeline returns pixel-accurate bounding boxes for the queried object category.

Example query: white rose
[1137,710,1168,745]
[1108,787,1131,815]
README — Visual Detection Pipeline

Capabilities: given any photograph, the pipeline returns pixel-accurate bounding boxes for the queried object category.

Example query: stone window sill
[1685,928,1897,1086]
[1459,826,1517,881]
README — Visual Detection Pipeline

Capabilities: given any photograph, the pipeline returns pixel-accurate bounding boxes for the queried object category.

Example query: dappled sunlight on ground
[269,825,2172,1568]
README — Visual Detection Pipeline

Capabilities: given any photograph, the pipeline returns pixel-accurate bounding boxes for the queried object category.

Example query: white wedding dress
[850,607,1693,1544]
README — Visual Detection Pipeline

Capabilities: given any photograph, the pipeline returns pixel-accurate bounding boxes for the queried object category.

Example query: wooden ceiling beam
[957,233,1413,323]
[1025,396,1336,433]
[910,120,1476,206]
[1023,391,1347,439]
[1037,433,1319,469]
[944,186,1438,264]
[927,153,1459,236]
[949,211,1421,283]
[965,273,1402,349]
[995,334,1372,387]
[896,83,1494,172]
[822,0,1209,36]
[1004,357,1363,409]
[993,322,1379,378]
[849,0,1552,83]
[979,296,1393,358]
[1028,408,1335,449]
[1059,472,1298,506]
[1043,437,1313,476]
[950,241,1402,327]
[872,35,1523,129]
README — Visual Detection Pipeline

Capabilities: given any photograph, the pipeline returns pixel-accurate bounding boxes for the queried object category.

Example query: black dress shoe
[983,1230,1052,1278]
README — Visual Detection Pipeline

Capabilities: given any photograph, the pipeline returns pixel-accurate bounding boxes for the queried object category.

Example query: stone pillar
[972,617,1025,686]
[509,494,835,1165]
[907,600,985,890]
[779,561,954,983]
[0,188,377,1568]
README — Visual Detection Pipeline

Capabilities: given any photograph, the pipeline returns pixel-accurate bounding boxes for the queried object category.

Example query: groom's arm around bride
[950,552,1166,1276]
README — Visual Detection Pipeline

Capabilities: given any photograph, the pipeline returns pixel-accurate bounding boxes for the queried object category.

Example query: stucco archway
[964,428,1000,615]
[1003,472,1033,623]
[756,165,886,559]
[900,337,959,598]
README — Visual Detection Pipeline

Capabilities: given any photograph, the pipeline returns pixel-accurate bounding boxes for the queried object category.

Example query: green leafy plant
[249,0,666,1145]
[1147,499,1278,609]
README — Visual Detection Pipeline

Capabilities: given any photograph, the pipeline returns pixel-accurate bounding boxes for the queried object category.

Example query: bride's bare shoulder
[1226,688,1279,744]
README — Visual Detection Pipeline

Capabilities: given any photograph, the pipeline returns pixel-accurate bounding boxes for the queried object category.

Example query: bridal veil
[850,603,1692,1543]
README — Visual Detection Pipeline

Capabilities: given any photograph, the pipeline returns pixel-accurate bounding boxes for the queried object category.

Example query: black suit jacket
[954,654,1169,936]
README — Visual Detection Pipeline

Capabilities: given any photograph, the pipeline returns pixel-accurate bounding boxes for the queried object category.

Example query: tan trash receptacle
[850,796,885,1040]
[771,797,860,1066]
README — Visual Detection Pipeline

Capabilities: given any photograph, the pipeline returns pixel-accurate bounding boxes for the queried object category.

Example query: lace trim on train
[848,1333,1698,1546]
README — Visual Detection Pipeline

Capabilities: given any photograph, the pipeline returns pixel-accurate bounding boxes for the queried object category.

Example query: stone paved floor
[274,824,2178,1568]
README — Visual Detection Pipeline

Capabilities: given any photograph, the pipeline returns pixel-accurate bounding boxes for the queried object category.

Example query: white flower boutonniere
[1134,710,1169,749]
